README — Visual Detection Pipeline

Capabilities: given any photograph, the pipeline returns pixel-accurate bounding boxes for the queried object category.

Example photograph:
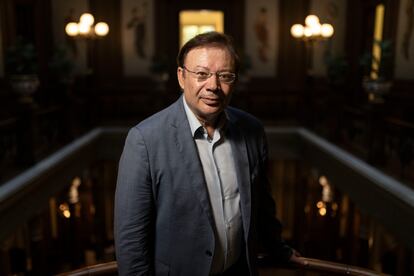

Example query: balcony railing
[1,127,412,275]
[266,127,414,249]
[55,258,389,276]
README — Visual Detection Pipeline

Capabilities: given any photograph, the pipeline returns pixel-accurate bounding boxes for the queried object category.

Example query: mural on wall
[122,0,153,76]
[396,0,414,79]
[402,0,414,60]
[0,12,4,78]
[245,0,278,77]
[126,2,147,59]
[254,7,270,63]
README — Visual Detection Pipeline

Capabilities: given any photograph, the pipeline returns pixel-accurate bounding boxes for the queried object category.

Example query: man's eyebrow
[194,66,234,72]
[193,66,210,70]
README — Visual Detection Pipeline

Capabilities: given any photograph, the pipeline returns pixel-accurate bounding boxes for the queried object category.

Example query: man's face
[177,46,235,122]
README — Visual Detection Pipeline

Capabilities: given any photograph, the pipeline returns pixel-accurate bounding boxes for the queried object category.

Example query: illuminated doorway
[179,10,224,48]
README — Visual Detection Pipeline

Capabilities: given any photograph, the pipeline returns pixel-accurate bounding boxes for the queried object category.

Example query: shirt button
[205,250,213,257]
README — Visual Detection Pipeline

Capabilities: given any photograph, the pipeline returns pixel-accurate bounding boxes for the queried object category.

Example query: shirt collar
[182,96,228,138]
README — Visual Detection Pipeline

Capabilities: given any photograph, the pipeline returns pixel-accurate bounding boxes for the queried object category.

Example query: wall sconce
[290,15,334,41]
[290,15,334,76]
[65,13,109,38]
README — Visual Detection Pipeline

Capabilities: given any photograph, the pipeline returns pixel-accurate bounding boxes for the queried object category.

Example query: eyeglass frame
[181,66,237,84]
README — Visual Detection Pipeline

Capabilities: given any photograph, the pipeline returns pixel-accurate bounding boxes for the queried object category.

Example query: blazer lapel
[227,116,252,240]
[170,98,216,229]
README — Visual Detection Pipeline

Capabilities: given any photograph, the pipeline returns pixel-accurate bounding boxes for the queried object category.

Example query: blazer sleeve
[114,127,154,276]
[257,130,293,264]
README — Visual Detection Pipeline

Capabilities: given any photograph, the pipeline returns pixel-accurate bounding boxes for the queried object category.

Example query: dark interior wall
[0,0,54,115]
[84,0,251,121]
[0,0,53,81]
[88,0,246,87]
[89,0,123,85]
[277,0,307,91]
[1,0,413,123]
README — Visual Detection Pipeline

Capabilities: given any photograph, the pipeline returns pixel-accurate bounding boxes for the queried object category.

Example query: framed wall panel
[395,0,414,80]
[0,11,4,78]
[245,0,279,77]
[121,0,154,76]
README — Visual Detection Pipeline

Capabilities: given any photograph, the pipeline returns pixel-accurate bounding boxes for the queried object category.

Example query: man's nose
[206,73,220,91]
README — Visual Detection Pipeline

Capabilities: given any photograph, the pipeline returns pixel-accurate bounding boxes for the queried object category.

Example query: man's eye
[220,73,233,78]
[219,73,235,81]
[196,72,209,78]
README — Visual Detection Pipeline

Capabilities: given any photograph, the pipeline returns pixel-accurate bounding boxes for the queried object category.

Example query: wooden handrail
[298,257,389,276]
[56,261,118,276]
[55,258,388,276]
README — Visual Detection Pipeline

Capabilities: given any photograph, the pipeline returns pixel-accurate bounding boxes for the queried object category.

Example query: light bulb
[305,15,320,27]
[95,22,109,36]
[310,23,321,36]
[290,24,304,38]
[65,22,79,36]
[80,13,94,26]
[321,23,334,38]
[304,26,313,37]
[78,22,91,35]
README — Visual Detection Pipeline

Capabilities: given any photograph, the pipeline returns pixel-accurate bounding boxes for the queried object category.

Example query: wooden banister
[55,258,389,276]
[56,261,117,276]
[298,257,389,276]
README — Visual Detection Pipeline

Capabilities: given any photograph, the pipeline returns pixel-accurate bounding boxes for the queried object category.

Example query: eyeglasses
[182,66,236,84]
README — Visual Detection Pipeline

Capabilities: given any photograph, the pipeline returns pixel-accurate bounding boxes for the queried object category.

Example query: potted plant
[360,39,393,103]
[148,54,169,91]
[238,52,252,83]
[48,45,75,87]
[5,38,40,102]
[326,55,349,90]
[149,54,169,82]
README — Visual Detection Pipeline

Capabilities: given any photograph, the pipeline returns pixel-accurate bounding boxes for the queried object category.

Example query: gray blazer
[114,96,292,276]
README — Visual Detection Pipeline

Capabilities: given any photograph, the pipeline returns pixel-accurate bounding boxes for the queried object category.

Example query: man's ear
[177,67,185,90]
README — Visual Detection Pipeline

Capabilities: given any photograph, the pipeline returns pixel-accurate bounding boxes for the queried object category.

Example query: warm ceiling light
[321,23,334,38]
[65,12,109,39]
[78,22,91,35]
[310,23,321,36]
[305,15,320,27]
[290,24,304,38]
[65,22,79,36]
[95,22,109,36]
[80,13,95,26]
[304,27,313,37]
[290,15,333,41]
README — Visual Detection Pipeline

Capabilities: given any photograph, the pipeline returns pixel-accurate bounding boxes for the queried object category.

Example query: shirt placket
[209,129,230,270]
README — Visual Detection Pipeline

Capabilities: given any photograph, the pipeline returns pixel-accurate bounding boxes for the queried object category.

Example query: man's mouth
[201,97,220,105]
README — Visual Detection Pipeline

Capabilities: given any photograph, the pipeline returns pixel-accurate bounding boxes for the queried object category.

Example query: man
[115,32,303,275]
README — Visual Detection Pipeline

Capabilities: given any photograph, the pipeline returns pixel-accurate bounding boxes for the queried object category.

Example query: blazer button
[205,250,213,257]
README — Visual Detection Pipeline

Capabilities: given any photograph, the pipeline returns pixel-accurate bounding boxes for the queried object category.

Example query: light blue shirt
[183,97,242,274]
